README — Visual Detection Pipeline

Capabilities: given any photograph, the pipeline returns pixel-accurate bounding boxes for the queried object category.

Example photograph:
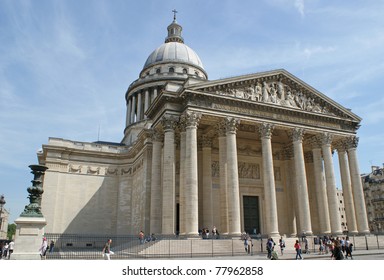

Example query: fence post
[365,235,369,250]
[377,234,380,249]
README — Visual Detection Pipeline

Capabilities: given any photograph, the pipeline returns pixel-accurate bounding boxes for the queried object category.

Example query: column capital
[259,123,274,139]
[216,121,227,137]
[225,117,240,134]
[289,127,305,142]
[202,135,213,148]
[321,132,333,146]
[309,135,322,149]
[182,111,201,128]
[345,136,359,150]
[281,145,294,160]
[161,115,178,131]
[333,139,347,152]
[151,129,163,142]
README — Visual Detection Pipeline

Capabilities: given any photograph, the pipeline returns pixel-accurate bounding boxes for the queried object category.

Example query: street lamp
[0,194,5,237]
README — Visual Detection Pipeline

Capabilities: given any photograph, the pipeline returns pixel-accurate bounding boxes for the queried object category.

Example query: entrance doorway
[243,196,260,235]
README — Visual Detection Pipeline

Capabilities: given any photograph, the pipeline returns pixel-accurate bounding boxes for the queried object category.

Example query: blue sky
[1,0,383,224]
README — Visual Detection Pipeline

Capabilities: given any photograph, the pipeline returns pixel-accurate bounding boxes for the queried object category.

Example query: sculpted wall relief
[213,80,336,116]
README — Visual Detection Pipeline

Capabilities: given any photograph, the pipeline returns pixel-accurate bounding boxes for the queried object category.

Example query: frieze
[212,79,337,116]
[211,103,343,130]
[211,160,260,179]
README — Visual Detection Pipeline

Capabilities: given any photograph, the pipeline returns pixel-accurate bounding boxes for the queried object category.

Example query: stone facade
[362,166,384,233]
[38,18,370,237]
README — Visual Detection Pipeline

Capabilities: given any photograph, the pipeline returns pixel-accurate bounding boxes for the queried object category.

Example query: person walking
[279,237,285,255]
[39,237,48,260]
[139,231,145,244]
[7,240,14,259]
[102,239,113,260]
[294,240,303,260]
[345,236,353,259]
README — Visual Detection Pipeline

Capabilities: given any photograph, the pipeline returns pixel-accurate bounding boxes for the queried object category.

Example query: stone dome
[143,42,204,70]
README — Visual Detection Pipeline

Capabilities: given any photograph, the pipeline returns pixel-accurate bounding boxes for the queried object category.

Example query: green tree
[7,223,16,240]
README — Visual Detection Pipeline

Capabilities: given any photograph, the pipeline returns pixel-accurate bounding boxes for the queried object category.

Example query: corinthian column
[217,122,228,234]
[130,95,136,123]
[336,141,358,235]
[259,123,279,238]
[225,117,241,235]
[291,128,313,236]
[150,130,163,234]
[202,135,213,230]
[126,98,131,126]
[137,91,142,121]
[311,136,331,235]
[320,133,342,235]
[144,89,150,119]
[178,120,186,235]
[345,136,370,234]
[183,111,201,236]
[161,116,177,234]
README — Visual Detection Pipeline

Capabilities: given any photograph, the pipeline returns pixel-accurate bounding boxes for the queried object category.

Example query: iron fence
[44,233,257,259]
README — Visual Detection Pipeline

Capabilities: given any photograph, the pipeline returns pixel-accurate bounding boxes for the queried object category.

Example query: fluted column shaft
[312,143,331,235]
[144,89,150,119]
[259,123,279,238]
[218,124,228,234]
[291,128,313,235]
[184,112,201,235]
[202,136,213,229]
[161,117,176,234]
[321,133,342,235]
[130,95,136,123]
[150,132,162,234]
[137,91,142,121]
[225,118,241,235]
[346,137,370,234]
[126,98,131,126]
[179,128,186,235]
[337,147,358,234]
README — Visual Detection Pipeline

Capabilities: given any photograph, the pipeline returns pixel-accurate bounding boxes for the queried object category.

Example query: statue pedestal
[12,216,47,260]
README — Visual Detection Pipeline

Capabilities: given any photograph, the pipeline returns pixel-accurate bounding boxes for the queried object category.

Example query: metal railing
[43,233,256,259]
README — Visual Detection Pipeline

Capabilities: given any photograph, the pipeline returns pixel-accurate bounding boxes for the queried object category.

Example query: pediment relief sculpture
[213,80,335,116]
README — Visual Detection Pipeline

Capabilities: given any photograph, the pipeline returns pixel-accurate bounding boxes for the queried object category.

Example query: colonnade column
[259,123,279,238]
[150,130,163,234]
[345,136,370,234]
[126,98,132,126]
[321,133,342,235]
[291,128,313,236]
[161,116,177,234]
[178,121,186,235]
[336,143,358,235]
[184,111,201,236]
[137,91,142,121]
[311,137,331,235]
[130,95,136,123]
[144,89,150,119]
[218,122,228,234]
[225,117,241,235]
[202,135,213,230]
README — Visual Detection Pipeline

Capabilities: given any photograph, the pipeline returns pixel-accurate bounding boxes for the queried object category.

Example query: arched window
[169,67,175,73]
[183,68,188,74]
[156,68,161,74]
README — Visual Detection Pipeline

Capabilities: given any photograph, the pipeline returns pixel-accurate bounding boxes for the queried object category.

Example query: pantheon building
[38,16,370,238]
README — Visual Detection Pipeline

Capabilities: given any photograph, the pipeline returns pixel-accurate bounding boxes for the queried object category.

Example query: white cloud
[294,0,305,17]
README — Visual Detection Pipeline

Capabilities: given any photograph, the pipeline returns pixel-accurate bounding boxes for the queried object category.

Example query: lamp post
[0,194,5,238]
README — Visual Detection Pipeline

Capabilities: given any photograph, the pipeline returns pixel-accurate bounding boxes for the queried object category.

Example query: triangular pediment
[185,69,361,122]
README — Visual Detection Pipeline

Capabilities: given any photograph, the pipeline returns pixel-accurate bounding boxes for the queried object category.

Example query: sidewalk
[238,248,384,260]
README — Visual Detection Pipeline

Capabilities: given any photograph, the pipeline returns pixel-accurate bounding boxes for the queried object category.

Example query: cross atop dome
[165,10,184,43]
[172,9,178,21]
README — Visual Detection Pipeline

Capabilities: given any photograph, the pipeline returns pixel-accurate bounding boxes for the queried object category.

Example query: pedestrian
[212,226,217,239]
[294,240,303,260]
[345,237,353,259]
[102,239,114,260]
[244,234,249,253]
[8,240,14,259]
[266,238,274,259]
[247,235,253,255]
[2,243,8,259]
[49,240,55,253]
[279,237,285,255]
[139,231,145,244]
[39,237,48,260]
[332,239,344,260]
